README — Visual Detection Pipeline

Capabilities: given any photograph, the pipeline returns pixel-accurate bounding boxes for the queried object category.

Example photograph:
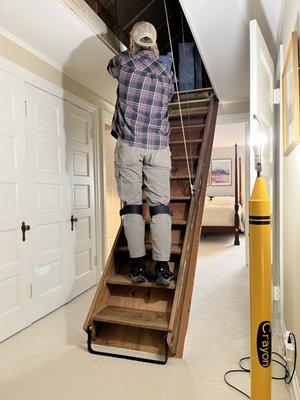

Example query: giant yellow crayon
[249,175,271,400]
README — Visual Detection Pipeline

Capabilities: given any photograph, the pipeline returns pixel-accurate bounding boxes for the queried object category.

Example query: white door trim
[244,121,250,267]
[100,109,114,265]
[0,55,103,282]
[278,43,284,328]
[92,107,102,281]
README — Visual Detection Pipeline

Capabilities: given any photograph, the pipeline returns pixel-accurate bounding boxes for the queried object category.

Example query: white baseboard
[280,320,300,400]
[291,376,300,400]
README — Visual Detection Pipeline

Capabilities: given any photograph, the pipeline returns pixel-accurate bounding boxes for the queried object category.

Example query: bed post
[234,143,240,245]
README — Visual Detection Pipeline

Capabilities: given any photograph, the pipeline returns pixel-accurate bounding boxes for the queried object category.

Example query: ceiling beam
[97,2,129,45]
[123,0,158,30]
[160,31,181,53]
[156,12,176,33]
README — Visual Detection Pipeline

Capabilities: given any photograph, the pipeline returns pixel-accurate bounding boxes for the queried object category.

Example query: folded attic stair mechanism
[84,87,219,363]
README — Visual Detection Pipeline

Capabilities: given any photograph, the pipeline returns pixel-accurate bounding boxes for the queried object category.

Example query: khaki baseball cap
[130,21,157,47]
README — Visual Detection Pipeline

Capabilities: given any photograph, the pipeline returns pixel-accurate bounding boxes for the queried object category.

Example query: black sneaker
[130,257,146,283]
[155,261,174,286]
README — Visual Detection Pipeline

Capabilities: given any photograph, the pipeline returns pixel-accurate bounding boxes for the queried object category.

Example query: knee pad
[149,204,172,218]
[120,204,143,217]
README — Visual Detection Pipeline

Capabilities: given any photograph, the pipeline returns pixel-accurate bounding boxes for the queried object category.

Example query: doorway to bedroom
[202,117,247,261]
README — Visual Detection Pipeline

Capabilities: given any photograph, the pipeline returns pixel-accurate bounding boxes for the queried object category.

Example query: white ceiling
[0,0,285,113]
[0,0,117,104]
[260,0,285,44]
[180,0,285,114]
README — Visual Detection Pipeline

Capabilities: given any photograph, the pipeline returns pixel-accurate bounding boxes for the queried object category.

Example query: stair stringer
[83,226,122,336]
[167,94,219,357]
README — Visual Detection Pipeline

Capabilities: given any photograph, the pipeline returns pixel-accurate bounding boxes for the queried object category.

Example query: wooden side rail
[83,225,123,334]
[167,95,219,356]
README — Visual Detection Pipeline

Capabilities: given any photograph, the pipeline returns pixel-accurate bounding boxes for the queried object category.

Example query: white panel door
[250,20,275,193]
[0,70,32,341]
[24,83,73,321]
[66,102,97,298]
[103,114,121,262]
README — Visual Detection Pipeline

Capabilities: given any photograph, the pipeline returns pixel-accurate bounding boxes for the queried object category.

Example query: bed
[201,144,243,245]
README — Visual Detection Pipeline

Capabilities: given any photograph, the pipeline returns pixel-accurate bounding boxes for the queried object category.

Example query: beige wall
[278,1,300,381]
[0,33,115,115]
[0,32,116,268]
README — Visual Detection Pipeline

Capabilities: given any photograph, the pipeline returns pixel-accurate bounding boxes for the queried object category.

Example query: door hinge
[94,256,98,266]
[273,88,280,104]
[25,100,28,117]
[90,128,94,138]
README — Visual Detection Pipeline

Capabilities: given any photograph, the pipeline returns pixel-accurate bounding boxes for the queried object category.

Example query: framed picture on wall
[211,159,232,186]
[282,31,300,156]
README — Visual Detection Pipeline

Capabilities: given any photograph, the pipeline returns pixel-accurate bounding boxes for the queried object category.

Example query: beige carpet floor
[0,235,292,400]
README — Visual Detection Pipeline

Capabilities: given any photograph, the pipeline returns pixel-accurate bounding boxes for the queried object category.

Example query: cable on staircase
[163,0,195,196]
[180,11,194,183]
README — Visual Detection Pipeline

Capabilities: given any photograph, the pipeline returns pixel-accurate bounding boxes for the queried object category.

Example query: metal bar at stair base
[87,327,169,365]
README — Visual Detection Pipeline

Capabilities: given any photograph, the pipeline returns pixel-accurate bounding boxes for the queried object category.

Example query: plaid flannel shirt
[107,50,174,150]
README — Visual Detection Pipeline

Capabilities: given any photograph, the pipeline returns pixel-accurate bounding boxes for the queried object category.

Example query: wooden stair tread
[169,107,208,117]
[169,138,202,144]
[116,244,183,254]
[171,174,196,180]
[172,156,199,161]
[145,219,187,225]
[170,196,191,201]
[172,88,213,101]
[170,98,209,107]
[170,123,205,130]
[93,305,170,331]
[170,109,208,118]
[175,87,213,95]
[106,273,176,290]
[171,220,187,225]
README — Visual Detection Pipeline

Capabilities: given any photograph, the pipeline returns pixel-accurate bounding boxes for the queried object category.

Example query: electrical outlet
[284,330,295,361]
[273,285,280,301]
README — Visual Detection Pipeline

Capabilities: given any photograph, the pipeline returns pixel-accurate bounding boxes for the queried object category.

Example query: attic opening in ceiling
[85,0,211,90]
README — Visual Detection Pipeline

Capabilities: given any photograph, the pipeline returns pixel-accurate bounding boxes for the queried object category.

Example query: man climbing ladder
[107,21,174,286]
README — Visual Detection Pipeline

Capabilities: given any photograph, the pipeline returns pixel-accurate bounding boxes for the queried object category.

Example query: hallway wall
[278,1,300,384]
[0,31,116,266]
[0,34,115,114]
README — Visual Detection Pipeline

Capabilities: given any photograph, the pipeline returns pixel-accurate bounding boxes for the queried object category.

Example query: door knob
[71,215,78,231]
[21,221,31,241]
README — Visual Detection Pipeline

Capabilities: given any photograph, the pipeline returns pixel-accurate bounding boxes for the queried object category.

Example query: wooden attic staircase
[84,88,219,362]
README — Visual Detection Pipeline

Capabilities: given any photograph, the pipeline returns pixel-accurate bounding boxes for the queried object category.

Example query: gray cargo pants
[114,139,172,261]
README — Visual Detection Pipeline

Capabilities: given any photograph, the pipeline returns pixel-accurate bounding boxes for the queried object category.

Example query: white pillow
[210,196,235,206]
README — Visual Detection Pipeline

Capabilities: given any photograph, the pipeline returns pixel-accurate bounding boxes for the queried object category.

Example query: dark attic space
[84,0,211,90]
